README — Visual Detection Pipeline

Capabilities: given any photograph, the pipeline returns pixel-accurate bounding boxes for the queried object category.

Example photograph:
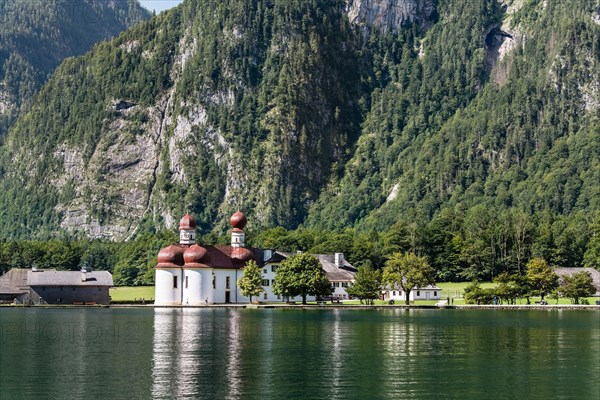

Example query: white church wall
[182,268,203,305]
[155,268,183,305]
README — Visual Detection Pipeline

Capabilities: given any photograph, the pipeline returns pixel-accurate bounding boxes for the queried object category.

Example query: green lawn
[109,284,597,305]
[436,281,496,299]
[110,286,154,302]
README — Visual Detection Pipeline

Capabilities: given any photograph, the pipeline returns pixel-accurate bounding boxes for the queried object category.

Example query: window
[434,291,437,296]
[212,275,216,289]
[173,276,178,289]
[393,291,396,296]
[185,276,189,289]
[264,293,268,300]
[262,279,270,287]
[271,265,278,272]
[263,269,267,274]
[226,277,231,289]
[342,282,348,288]
[417,290,420,296]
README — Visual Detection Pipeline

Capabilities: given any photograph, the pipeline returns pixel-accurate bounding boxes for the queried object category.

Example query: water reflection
[225,310,242,399]
[152,309,249,399]
[147,309,599,400]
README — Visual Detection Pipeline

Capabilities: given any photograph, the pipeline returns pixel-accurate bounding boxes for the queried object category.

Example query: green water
[1,308,598,400]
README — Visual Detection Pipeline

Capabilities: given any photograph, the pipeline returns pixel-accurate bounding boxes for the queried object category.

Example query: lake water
[1,308,598,399]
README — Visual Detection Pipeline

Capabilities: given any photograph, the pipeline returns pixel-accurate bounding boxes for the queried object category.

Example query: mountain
[0,0,598,241]
[306,0,600,230]
[0,0,151,135]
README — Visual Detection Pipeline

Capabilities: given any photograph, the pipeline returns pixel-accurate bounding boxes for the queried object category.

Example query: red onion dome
[230,210,247,230]
[179,213,196,230]
[183,244,210,267]
[156,245,185,268]
[231,247,254,262]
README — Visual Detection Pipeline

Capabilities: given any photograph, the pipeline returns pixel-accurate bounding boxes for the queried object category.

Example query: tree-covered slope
[0,0,598,241]
[0,0,151,135]
[306,0,600,231]
[0,0,366,239]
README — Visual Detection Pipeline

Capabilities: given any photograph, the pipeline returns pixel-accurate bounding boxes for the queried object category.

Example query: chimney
[263,249,272,262]
[81,269,87,282]
[335,253,344,268]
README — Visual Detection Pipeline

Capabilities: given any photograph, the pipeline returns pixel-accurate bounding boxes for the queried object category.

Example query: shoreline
[2,304,599,310]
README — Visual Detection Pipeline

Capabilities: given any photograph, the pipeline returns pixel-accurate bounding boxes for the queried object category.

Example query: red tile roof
[156,244,255,269]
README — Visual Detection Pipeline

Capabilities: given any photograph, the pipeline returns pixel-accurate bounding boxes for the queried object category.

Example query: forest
[0,0,150,135]
[0,0,598,282]
[1,208,598,286]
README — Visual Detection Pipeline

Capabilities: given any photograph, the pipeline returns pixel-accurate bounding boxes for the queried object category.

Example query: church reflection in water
[151,308,247,399]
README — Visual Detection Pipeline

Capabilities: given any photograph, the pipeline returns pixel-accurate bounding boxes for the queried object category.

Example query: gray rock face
[346,0,435,33]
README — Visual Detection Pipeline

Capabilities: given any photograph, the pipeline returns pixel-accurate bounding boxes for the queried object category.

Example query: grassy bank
[110,286,154,302]
[109,284,597,305]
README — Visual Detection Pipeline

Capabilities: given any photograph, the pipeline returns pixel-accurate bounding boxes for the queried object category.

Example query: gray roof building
[0,269,30,296]
[317,254,357,282]
[262,251,357,282]
[0,269,114,305]
[27,270,113,287]
[554,267,600,296]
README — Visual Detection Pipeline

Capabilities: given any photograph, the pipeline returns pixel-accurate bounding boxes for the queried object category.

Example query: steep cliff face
[346,0,435,33]
[0,0,362,239]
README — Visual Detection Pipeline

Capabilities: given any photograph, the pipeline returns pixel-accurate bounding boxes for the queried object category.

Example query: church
[154,212,357,305]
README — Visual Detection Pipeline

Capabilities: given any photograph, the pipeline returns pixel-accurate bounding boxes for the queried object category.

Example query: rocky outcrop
[346,0,435,33]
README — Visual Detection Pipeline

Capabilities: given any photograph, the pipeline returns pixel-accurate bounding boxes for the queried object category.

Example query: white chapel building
[155,212,357,305]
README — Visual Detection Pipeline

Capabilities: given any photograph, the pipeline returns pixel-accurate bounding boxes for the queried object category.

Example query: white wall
[212,269,241,304]
[155,268,183,305]
[384,287,441,301]
[182,269,203,305]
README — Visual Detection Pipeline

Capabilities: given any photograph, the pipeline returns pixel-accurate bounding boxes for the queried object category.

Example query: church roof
[230,210,247,230]
[205,246,254,268]
[156,244,256,269]
[179,213,196,230]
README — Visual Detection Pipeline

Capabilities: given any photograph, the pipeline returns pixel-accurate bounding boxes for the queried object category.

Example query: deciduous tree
[346,266,381,305]
[238,260,263,303]
[272,253,331,304]
[382,252,435,305]
[526,258,559,301]
[560,271,596,304]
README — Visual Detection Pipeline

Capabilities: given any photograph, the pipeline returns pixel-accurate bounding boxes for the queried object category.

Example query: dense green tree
[583,214,600,271]
[560,271,597,304]
[493,272,519,305]
[526,258,559,301]
[382,252,435,305]
[0,0,150,135]
[346,266,381,305]
[0,1,597,283]
[237,260,263,303]
[272,253,331,304]
[463,281,491,305]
